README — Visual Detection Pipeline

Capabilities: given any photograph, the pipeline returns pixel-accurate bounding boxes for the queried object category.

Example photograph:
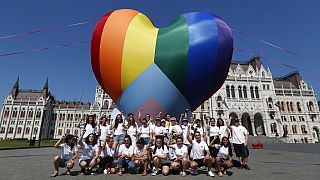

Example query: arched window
[0,127,5,133]
[226,85,230,98]
[4,108,10,118]
[20,108,26,118]
[255,86,259,99]
[34,127,38,135]
[28,109,34,118]
[309,101,314,112]
[301,125,306,134]
[250,86,255,99]
[36,109,41,118]
[74,129,78,136]
[290,102,294,112]
[17,127,22,134]
[286,102,290,112]
[12,108,18,118]
[25,127,30,134]
[104,100,109,108]
[243,86,247,98]
[297,102,301,112]
[8,127,14,134]
[66,129,70,134]
[283,125,288,136]
[58,129,62,136]
[292,125,297,134]
[270,123,277,133]
[231,86,235,98]
[238,86,243,98]
[281,102,285,111]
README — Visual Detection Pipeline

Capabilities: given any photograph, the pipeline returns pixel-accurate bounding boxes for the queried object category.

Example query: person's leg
[79,160,89,174]
[66,160,75,175]
[142,159,148,175]
[215,157,222,176]
[51,156,61,177]
[205,156,212,171]
[162,165,170,176]
[89,158,98,171]
[224,159,233,174]
[127,160,136,173]
[117,157,124,175]
[181,158,188,176]
[152,157,161,175]
[190,161,198,170]
[171,161,180,171]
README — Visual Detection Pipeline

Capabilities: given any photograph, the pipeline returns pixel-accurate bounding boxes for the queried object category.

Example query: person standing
[227,118,250,170]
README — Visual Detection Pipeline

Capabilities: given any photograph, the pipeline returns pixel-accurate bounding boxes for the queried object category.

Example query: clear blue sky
[0,0,319,106]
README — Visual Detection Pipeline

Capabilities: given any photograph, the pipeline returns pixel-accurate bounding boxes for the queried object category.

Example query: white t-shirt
[127,125,137,137]
[114,121,127,136]
[139,125,152,138]
[171,144,188,159]
[132,145,146,156]
[190,140,209,160]
[217,145,230,160]
[60,143,77,160]
[83,124,96,138]
[208,126,220,137]
[79,142,99,161]
[150,145,170,164]
[153,126,165,136]
[219,126,228,138]
[169,125,182,135]
[102,145,115,158]
[181,125,190,145]
[118,144,133,158]
[97,125,110,141]
[231,125,248,144]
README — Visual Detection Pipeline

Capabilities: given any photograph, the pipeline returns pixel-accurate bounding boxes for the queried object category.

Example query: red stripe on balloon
[91,11,114,92]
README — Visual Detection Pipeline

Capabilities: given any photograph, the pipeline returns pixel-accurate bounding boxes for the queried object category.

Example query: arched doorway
[241,113,253,135]
[229,112,238,125]
[254,113,265,135]
[312,126,320,143]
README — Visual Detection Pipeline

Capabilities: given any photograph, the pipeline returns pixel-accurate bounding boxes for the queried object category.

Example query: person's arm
[102,139,107,150]
[69,148,78,163]
[78,129,86,148]
[54,135,64,149]
[187,125,193,145]
[93,147,100,161]
[138,108,143,124]
[244,130,249,147]
[179,113,183,126]
[227,119,232,130]
[97,125,101,137]
[134,149,148,160]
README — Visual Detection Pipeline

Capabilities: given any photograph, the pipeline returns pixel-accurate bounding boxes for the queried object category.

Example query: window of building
[267,85,270,90]
[4,108,10,118]
[50,130,54,136]
[250,86,255,99]
[27,121,31,125]
[0,127,5,134]
[283,125,288,136]
[25,127,30,134]
[17,127,22,134]
[58,129,62,136]
[66,129,70,134]
[35,121,39,125]
[292,125,297,134]
[297,102,302,112]
[290,102,294,112]
[270,123,277,133]
[281,102,285,111]
[231,86,235,98]
[286,102,290,112]
[243,86,247,98]
[28,109,34,118]
[238,86,243,98]
[34,127,38,135]
[263,84,266,90]
[36,109,41,118]
[10,120,15,125]
[12,108,18,118]
[201,103,205,110]
[301,125,307,134]
[19,121,23,125]
[8,127,14,134]
[255,86,259,99]
[20,108,26,118]
[74,129,78,136]
[2,120,7,125]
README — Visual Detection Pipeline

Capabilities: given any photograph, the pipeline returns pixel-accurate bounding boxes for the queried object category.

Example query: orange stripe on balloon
[99,9,139,102]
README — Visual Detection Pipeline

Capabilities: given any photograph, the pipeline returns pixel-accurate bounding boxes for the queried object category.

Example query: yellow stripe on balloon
[121,13,159,91]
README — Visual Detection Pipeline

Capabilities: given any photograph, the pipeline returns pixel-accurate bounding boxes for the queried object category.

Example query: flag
[275,102,280,110]
[222,98,229,110]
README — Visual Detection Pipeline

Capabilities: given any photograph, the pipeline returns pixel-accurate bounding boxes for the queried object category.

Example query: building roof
[54,101,91,109]
[274,71,302,89]
[273,80,296,89]
[230,56,262,72]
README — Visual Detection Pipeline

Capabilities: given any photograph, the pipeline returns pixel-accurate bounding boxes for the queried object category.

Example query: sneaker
[198,166,206,171]
[243,165,251,170]
[193,169,198,175]
[104,169,109,175]
[152,171,158,176]
[208,171,215,177]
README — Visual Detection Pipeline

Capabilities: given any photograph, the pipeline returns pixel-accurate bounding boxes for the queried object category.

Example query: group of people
[50,109,251,178]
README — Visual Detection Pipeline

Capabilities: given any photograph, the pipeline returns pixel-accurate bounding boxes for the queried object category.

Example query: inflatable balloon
[91,9,233,118]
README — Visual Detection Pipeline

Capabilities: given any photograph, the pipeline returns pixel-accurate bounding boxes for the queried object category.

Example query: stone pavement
[0,144,319,180]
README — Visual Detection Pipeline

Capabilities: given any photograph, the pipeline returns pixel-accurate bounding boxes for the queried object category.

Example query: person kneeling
[168,136,189,177]
[99,138,116,175]
[117,135,135,176]
[188,131,215,177]
[51,134,78,177]
[148,136,170,176]
[215,137,233,177]
[132,138,149,176]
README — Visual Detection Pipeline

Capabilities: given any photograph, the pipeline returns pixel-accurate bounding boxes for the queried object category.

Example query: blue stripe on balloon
[116,64,191,117]
[183,12,219,110]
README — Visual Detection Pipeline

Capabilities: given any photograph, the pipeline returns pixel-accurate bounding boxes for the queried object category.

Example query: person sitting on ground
[78,130,100,175]
[148,136,171,176]
[132,138,149,176]
[99,138,116,175]
[227,118,250,170]
[215,136,233,177]
[168,136,189,177]
[117,135,135,176]
[188,130,215,177]
[50,134,78,177]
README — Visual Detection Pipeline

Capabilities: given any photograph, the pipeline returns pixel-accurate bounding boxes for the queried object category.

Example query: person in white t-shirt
[50,134,78,177]
[180,118,191,147]
[147,136,170,176]
[152,118,165,139]
[192,119,206,141]
[78,115,97,140]
[132,138,149,176]
[215,137,233,177]
[168,117,183,138]
[168,136,189,177]
[117,135,135,176]
[138,118,152,144]
[96,116,110,147]
[227,118,250,170]
[97,138,116,175]
[207,118,220,158]
[217,118,229,141]
[126,116,138,146]
[188,131,215,177]
[78,130,100,175]
[111,114,127,153]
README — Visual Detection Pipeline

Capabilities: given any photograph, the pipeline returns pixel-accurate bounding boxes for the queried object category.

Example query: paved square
[0,144,319,180]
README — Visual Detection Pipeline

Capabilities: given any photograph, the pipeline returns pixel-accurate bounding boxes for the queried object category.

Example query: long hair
[136,138,145,146]
[221,136,232,157]
[153,136,165,155]
[128,116,136,128]
[124,135,132,146]
[217,118,224,128]
[86,115,96,128]
[65,134,74,150]
[114,114,123,129]
[85,133,98,146]
[99,116,107,126]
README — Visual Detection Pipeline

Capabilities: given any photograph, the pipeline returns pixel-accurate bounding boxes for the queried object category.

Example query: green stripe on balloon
[154,16,189,94]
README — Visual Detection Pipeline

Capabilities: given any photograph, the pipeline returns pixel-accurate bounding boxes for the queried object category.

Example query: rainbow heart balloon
[91,9,233,118]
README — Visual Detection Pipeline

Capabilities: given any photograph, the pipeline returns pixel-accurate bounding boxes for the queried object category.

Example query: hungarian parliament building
[0,57,319,143]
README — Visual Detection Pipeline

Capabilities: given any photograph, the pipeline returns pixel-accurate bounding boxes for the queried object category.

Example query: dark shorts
[59,159,68,168]
[233,144,249,157]
[193,158,206,167]
[99,156,114,167]
[79,159,92,166]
